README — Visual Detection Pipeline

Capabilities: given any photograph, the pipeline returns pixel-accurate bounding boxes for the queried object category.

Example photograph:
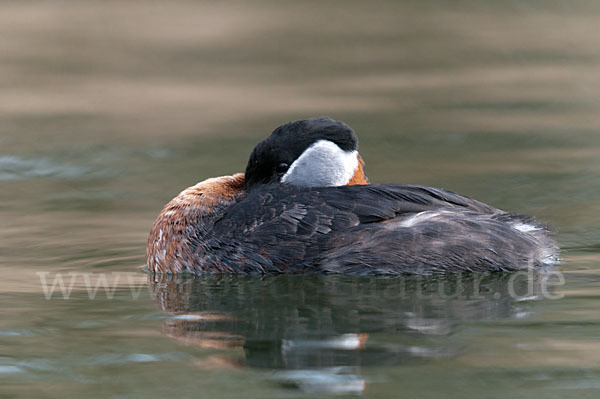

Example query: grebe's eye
[276,163,289,174]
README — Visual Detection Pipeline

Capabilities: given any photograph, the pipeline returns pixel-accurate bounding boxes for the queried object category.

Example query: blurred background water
[1,0,600,398]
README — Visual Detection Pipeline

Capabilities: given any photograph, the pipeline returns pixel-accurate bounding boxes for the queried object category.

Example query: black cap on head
[244,117,358,189]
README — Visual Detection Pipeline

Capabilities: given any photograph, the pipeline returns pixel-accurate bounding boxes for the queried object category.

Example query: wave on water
[0,155,89,181]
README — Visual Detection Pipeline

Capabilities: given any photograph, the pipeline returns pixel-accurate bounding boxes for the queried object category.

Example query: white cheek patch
[281,140,359,187]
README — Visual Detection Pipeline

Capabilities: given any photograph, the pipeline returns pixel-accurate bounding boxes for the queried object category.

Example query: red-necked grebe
[147,117,557,275]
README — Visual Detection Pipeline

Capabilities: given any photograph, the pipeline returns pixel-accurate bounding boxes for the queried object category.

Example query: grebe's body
[147,117,557,275]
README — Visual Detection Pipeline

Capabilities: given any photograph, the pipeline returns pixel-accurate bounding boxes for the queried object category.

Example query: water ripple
[0,365,24,376]
[0,155,89,181]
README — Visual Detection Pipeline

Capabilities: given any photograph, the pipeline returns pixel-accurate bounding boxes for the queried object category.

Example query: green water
[2,0,600,397]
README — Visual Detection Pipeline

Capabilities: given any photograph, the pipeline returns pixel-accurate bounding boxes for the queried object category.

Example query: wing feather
[200,183,523,274]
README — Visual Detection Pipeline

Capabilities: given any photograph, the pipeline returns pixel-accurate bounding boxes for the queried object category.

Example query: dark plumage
[194,184,555,274]
[146,117,558,275]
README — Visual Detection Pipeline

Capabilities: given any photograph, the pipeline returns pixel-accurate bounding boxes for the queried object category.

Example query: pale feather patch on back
[281,140,359,187]
[512,222,540,233]
[397,211,454,228]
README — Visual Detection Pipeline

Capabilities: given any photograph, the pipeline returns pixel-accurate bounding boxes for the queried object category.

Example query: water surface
[2,1,600,398]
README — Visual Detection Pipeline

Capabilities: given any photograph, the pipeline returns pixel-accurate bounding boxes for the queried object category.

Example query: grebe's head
[244,117,368,189]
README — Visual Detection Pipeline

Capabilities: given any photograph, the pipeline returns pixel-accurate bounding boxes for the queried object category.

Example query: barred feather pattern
[146,173,558,275]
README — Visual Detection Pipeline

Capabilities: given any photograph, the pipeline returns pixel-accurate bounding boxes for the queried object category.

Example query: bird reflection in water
[148,272,549,394]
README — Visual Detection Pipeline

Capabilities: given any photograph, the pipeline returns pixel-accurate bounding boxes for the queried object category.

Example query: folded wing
[198,184,555,274]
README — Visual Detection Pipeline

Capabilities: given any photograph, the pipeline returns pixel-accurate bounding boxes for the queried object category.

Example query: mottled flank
[146,173,245,273]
